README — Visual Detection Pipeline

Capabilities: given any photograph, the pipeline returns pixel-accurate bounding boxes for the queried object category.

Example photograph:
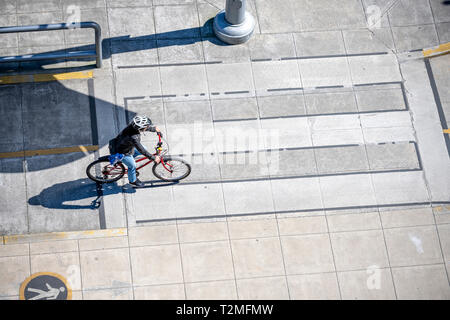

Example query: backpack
[108,137,118,155]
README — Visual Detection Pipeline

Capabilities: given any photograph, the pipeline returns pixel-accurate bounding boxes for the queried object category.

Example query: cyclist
[109,115,161,188]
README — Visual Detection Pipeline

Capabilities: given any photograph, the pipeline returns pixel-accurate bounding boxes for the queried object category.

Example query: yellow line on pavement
[0,70,93,85]
[0,145,99,159]
[3,228,127,245]
[423,43,450,58]
[444,129,450,134]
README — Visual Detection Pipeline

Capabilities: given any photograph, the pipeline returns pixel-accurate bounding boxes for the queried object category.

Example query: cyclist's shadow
[28,178,178,210]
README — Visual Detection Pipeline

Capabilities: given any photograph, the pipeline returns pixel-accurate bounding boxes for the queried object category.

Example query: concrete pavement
[0,0,449,299]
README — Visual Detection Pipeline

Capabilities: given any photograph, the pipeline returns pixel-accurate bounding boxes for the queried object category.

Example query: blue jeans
[121,149,142,183]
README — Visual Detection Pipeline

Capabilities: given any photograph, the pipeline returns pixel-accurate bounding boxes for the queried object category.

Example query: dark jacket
[110,123,156,159]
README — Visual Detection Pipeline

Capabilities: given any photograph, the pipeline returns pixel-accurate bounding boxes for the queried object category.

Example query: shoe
[130,178,144,188]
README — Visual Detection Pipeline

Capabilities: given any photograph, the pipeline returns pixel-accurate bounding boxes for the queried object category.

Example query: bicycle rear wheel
[152,156,191,182]
[86,158,125,183]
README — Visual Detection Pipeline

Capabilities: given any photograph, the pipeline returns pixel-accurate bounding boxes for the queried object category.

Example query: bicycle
[86,132,191,184]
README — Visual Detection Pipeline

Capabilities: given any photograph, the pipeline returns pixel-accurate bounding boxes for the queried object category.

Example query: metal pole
[213,0,255,45]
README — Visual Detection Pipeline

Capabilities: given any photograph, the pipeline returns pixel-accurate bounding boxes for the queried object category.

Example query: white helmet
[132,115,152,131]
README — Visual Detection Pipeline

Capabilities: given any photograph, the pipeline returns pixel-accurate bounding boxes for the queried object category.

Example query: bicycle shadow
[27,178,178,210]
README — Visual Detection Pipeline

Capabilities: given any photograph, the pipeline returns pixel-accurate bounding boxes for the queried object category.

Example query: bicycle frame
[123,133,174,175]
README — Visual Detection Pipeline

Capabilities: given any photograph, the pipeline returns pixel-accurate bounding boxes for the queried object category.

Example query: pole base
[213,10,255,45]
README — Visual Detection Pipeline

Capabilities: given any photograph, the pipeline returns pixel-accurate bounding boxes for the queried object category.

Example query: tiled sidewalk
[1,206,449,300]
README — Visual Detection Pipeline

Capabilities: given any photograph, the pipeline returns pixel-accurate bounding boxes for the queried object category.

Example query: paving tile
[366,143,420,171]
[17,0,61,13]
[111,40,158,67]
[436,22,450,43]
[257,94,306,118]
[219,151,269,180]
[348,54,402,84]
[271,177,323,212]
[80,248,132,290]
[185,280,237,300]
[309,113,361,131]
[0,256,30,297]
[133,284,185,300]
[260,117,311,149]
[172,183,226,219]
[355,87,406,112]
[154,5,200,39]
[165,100,212,124]
[278,216,328,236]
[0,0,16,14]
[268,148,317,177]
[30,240,78,255]
[248,33,296,60]
[362,126,415,144]
[361,0,391,28]
[78,237,129,251]
[30,252,82,290]
[211,97,258,121]
[206,63,254,95]
[312,128,365,146]
[108,7,155,38]
[222,180,274,215]
[388,0,434,26]
[287,273,340,299]
[384,226,443,267]
[430,0,450,23]
[231,237,285,278]
[255,0,300,33]
[327,212,381,232]
[130,244,183,286]
[338,268,396,300]
[0,244,29,258]
[115,68,161,100]
[305,91,358,115]
[177,221,229,243]
[299,57,352,88]
[252,60,302,92]
[228,217,278,239]
[342,28,394,54]
[203,37,251,63]
[391,25,439,52]
[319,174,377,208]
[182,153,222,183]
[330,230,389,271]
[128,225,178,247]
[380,207,435,228]
[214,120,264,152]
[293,31,346,57]
[236,276,289,300]
[181,241,234,282]
[17,11,64,48]
[315,145,370,174]
[281,234,335,274]
[83,287,133,300]
[371,171,430,205]
[167,122,215,155]
[437,224,450,262]
[107,0,152,6]
[392,264,450,299]
[160,64,209,96]
[157,39,204,64]
[62,0,106,10]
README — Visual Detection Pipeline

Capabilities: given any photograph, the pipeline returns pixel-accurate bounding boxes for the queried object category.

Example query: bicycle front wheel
[86,158,125,183]
[152,156,191,182]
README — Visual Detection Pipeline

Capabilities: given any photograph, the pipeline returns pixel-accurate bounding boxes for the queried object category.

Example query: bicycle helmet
[132,115,152,131]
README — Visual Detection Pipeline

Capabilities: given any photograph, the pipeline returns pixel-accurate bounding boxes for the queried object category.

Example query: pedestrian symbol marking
[20,272,72,300]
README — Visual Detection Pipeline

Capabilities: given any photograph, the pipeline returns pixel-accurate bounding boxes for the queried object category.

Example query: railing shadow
[0,18,221,72]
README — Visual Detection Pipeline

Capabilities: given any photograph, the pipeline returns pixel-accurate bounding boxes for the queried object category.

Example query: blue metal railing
[0,22,102,68]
